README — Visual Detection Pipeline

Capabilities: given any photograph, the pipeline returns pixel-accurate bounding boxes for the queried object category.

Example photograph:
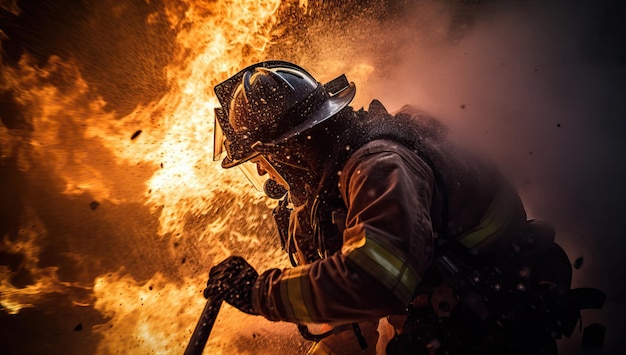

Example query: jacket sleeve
[251,140,436,323]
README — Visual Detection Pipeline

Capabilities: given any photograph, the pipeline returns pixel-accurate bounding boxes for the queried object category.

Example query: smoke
[276,0,626,352]
[396,0,626,352]
[365,0,626,283]
[400,2,626,353]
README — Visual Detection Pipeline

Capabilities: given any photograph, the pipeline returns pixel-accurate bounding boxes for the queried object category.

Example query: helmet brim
[268,82,356,145]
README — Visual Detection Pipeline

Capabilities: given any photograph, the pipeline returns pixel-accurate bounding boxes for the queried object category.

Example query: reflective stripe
[458,193,512,249]
[345,233,419,304]
[279,265,315,322]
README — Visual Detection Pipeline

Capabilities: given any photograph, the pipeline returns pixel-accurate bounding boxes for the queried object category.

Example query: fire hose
[183,293,224,355]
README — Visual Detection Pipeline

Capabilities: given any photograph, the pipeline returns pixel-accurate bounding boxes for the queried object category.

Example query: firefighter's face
[257,164,267,176]
[251,156,288,189]
[253,158,270,177]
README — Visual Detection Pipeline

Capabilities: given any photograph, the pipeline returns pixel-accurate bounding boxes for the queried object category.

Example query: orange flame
[86,0,286,236]
[83,0,300,351]
[0,0,312,353]
[0,206,88,314]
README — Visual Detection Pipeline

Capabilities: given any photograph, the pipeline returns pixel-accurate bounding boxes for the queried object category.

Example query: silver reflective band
[345,233,420,305]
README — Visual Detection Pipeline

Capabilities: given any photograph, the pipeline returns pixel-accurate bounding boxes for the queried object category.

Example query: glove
[204,256,259,315]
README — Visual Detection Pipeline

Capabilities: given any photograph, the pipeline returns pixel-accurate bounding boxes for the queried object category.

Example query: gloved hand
[204,256,259,315]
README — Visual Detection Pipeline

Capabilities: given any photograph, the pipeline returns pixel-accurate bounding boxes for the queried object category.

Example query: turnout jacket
[251,100,527,324]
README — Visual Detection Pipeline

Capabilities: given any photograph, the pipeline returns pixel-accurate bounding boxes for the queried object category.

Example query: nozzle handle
[184,296,223,355]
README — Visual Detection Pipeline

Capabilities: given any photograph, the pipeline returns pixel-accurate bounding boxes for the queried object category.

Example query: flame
[92,265,305,354]
[86,0,285,236]
[92,272,204,353]
[0,0,312,353]
[0,0,379,351]
[0,206,93,314]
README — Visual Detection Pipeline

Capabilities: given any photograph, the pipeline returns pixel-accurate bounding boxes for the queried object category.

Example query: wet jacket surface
[251,102,527,324]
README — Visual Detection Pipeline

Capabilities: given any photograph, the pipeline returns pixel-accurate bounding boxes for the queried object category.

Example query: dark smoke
[0,0,176,117]
[274,0,626,353]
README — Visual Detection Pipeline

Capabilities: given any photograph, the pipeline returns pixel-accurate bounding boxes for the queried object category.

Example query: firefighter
[205,61,602,354]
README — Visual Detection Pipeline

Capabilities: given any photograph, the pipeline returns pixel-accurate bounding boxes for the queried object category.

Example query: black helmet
[213,61,356,169]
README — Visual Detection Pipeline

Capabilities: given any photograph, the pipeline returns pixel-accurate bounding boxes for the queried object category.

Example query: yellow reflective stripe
[279,266,315,322]
[458,193,511,249]
[345,234,419,304]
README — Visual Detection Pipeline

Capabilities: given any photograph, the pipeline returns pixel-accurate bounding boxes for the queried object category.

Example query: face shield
[213,113,288,198]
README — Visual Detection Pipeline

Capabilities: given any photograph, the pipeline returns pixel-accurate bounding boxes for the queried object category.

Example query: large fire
[0,0,318,353]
